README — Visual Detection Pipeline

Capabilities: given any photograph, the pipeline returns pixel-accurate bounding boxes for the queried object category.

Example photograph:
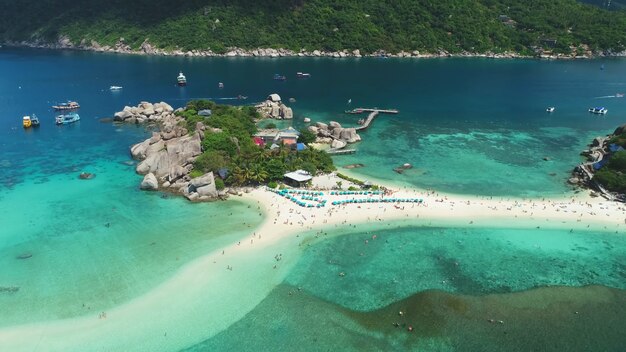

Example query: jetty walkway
[346,108,399,131]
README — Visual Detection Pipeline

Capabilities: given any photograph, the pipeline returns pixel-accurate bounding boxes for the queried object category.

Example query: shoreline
[0,179,624,351]
[4,41,626,61]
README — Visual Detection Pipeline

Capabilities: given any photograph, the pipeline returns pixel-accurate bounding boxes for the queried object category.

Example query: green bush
[215,178,225,190]
[594,168,626,192]
[267,181,278,189]
[298,128,317,145]
[189,169,204,179]
[336,172,364,185]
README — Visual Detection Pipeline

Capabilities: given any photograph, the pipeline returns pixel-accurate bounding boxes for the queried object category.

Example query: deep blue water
[1,47,625,195]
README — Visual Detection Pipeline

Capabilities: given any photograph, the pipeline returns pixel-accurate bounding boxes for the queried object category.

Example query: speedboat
[546,107,555,113]
[616,93,624,98]
[177,72,187,86]
[56,112,80,125]
[30,114,40,127]
[237,95,248,100]
[296,72,311,78]
[588,107,608,115]
[23,116,32,128]
[52,101,80,110]
[109,86,123,91]
[273,74,286,81]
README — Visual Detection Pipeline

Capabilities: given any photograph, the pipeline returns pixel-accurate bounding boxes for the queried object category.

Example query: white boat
[56,112,80,125]
[546,107,555,113]
[218,82,224,89]
[588,107,608,115]
[109,86,123,91]
[296,72,311,78]
[177,72,187,86]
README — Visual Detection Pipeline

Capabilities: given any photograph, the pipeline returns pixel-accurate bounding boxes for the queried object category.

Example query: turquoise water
[1,47,625,351]
[285,225,626,310]
[189,224,626,351]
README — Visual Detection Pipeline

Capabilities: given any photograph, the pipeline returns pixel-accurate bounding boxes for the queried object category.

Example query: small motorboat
[344,108,364,114]
[23,116,32,128]
[616,93,624,98]
[296,72,311,78]
[588,107,608,115]
[546,107,555,113]
[177,72,187,86]
[56,112,80,125]
[52,101,80,110]
[30,114,40,127]
[303,117,311,123]
[109,86,123,91]
[273,74,286,81]
[237,95,248,100]
[218,82,224,89]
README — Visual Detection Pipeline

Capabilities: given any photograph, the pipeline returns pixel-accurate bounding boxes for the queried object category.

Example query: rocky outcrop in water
[117,102,223,202]
[255,95,293,120]
[308,121,361,149]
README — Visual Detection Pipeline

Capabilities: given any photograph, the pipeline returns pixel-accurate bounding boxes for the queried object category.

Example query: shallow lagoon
[0,48,625,350]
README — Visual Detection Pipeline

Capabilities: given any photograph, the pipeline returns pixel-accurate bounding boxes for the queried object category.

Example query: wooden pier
[326,148,357,155]
[344,108,399,131]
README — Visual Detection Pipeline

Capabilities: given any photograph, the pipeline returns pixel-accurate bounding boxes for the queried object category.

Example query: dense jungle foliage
[178,100,334,187]
[1,0,625,55]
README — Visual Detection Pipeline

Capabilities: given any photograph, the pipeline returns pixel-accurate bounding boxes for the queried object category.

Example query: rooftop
[284,169,313,183]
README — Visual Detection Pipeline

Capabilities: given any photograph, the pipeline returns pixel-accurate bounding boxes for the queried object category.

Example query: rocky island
[571,123,626,202]
[114,99,334,201]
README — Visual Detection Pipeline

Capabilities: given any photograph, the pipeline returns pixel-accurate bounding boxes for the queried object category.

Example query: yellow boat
[23,116,32,128]
[22,115,39,129]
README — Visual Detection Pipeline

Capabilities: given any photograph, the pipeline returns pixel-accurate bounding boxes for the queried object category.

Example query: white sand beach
[0,179,624,351]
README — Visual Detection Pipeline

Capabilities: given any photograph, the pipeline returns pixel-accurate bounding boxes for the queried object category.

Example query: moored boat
[345,108,364,114]
[30,114,40,127]
[23,116,32,128]
[588,107,608,115]
[546,107,555,113]
[177,72,187,86]
[273,74,286,81]
[218,82,224,89]
[55,112,80,125]
[296,72,311,78]
[52,101,80,110]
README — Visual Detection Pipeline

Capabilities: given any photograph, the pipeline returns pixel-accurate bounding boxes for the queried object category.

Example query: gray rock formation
[255,96,294,120]
[140,173,159,190]
[187,172,218,199]
[124,101,220,201]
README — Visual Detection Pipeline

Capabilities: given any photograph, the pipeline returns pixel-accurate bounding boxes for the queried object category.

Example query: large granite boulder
[329,121,342,129]
[135,133,201,178]
[315,122,328,130]
[140,173,159,190]
[280,104,293,119]
[331,139,347,149]
[114,110,132,121]
[340,128,361,143]
[187,172,218,198]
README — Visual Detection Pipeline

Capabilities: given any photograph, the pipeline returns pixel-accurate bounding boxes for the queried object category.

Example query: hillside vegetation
[1,0,625,55]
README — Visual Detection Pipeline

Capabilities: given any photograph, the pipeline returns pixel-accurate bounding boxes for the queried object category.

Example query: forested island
[118,100,333,201]
[2,0,626,57]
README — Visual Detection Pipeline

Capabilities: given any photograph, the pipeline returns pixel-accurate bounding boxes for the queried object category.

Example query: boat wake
[594,93,624,99]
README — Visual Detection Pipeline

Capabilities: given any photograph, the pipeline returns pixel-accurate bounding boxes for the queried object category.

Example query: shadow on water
[186,284,626,352]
